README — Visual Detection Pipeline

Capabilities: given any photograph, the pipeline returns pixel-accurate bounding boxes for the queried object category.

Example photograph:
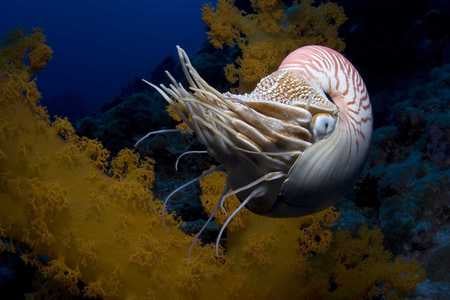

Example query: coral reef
[202,0,347,91]
[345,63,450,298]
[3,0,450,297]
[0,31,221,299]
[359,64,450,249]
[198,171,424,300]
[0,31,425,299]
[304,227,425,299]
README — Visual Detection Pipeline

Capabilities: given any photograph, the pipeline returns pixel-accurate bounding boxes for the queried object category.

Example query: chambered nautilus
[137,45,372,253]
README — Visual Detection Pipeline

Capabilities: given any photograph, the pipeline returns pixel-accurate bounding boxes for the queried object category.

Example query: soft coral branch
[202,0,347,91]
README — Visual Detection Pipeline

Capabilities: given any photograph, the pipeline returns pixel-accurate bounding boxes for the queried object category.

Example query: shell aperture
[143,45,372,220]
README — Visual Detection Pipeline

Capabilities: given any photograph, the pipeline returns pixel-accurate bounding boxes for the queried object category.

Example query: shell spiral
[274,46,373,216]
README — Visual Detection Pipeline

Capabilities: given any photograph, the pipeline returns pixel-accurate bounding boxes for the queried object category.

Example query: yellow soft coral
[200,170,249,232]
[301,227,426,299]
[202,0,347,91]
[0,28,52,72]
[298,207,339,257]
[198,171,424,299]
[0,31,222,300]
[166,102,191,133]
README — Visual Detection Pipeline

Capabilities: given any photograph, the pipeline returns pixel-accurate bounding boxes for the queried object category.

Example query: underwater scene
[1,0,449,299]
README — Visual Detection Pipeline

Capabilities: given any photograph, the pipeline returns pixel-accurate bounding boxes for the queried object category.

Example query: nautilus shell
[145,45,372,220]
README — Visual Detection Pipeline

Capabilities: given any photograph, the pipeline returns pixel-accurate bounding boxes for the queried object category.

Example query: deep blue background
[0,0,208,113]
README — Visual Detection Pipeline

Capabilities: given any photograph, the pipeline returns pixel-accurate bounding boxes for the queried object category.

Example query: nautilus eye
[311,113,336,142]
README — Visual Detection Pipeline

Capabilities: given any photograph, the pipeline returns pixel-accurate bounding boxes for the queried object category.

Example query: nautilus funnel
[145,45,372,218]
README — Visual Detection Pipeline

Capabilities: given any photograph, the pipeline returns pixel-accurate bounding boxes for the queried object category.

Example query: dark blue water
[0,0,208,114]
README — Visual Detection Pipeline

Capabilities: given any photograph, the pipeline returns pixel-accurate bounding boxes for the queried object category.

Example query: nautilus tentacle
[144,45,372,224]
[215,185,267,256]
[134,128,179,147]
[188,182,229,257]
[162,165,223,214]
[175,150,209,171]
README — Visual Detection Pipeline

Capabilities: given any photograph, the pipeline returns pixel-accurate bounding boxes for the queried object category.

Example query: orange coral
[202,0,347,91]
